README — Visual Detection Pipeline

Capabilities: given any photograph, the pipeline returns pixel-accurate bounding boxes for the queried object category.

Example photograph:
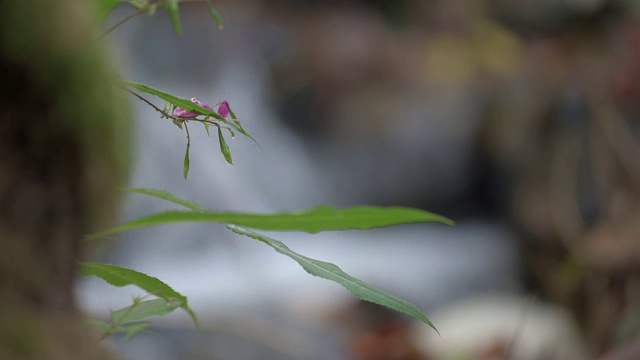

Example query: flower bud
[218,100,230,118]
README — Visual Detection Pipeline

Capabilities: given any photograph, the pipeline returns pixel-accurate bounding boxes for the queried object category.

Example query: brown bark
[0,0,129,358]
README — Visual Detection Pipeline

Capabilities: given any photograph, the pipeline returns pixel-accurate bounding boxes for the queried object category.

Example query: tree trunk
[0,0,129,358]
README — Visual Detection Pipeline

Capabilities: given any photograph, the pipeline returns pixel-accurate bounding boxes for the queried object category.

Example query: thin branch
[124,88,165,113]
[98,7,147,40]
[184,121,191,148]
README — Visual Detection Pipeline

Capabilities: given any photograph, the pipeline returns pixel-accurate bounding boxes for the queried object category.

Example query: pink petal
[173,107,199,118]
[192,98,215,111]
[218,100,230,118]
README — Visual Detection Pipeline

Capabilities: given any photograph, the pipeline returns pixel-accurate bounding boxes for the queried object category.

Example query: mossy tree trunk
[0,0,129,358]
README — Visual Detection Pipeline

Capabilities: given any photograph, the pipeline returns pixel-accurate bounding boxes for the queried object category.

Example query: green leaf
[121,322,151,340]
[205,1,224,30]
[111,298,182,324]
[203,122,210,136]
[228,225,438,333]
[96,0,119,22]
[217,126,233,164]
[183,141,190,179]
[165,0,182,35]
[79,262,199,328]
[90,206,453,237]
[124,188,207,212]
[86,318,111,336]
[225,102,259,145]
[172,118,184,129]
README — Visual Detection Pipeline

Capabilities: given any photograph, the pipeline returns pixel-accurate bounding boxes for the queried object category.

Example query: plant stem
[97,7,147,40]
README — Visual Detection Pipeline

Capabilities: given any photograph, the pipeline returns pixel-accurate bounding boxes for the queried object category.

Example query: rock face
[0,1,129,359]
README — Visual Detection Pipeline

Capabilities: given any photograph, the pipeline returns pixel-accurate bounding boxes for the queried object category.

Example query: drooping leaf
[203,122,210,136]
[227,225,438,332]
[90,205,453,238]
[217,126,233,164]
[111,298,182,324]
[225,102,259,146]
[124,188,207,212]
[79,262,199,328]
[183,141,190,179]
[96,0,119,22]
[165,0,182,35]
[205,1,224,30]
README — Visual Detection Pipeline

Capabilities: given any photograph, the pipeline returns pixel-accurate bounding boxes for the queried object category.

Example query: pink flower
[218,100,230,118]
[193,98,215,111]
[172,98,214,118]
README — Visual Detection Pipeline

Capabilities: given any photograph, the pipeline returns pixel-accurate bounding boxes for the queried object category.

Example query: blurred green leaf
[86,318,111,335]
[183,141,190,179]
[205,1,224,30]
[96,0,119,22]
[165,0,182,35]
[203,122,210,136]
[111,298,182,324]
[124,188,207,212]
[79,262,199,328]
[121,322,151,340]
[217,126,233,164]
[90,205,452,238]
[228,225,438,332]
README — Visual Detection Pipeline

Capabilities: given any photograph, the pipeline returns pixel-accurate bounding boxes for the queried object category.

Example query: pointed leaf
[165,0,182,35]
[228,225,438,332]
[90,206,452,238]
[79,262,199,328]
[205,1,224,30]
[183,142,190,179]
[111,298,182,324]
[124,188,207,212]
[203,122,210,136]
[225,102,260,146]
[121,322,151,340]
[217,126,233,164]
[172,118,184,129]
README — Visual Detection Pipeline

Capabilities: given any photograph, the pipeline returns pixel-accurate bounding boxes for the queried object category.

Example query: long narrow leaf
[124,188,207,212]
[89,205,452,238]
[217,126,233,164]
[111,298,182,324]
[205,1,224,30]
[183,141,190,179]
[227,225,438,332]
[79,262,199,328]
[165,0,182,35]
